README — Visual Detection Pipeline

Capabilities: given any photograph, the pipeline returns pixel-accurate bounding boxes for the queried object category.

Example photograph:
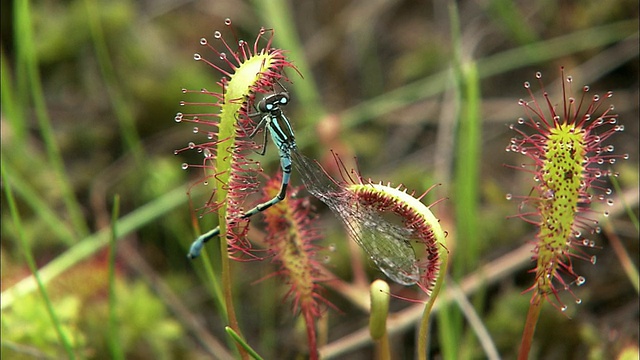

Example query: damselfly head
[257,92,290,113]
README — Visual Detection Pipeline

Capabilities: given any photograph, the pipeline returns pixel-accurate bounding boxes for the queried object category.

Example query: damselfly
[188,92,420,286]
[187,90,296,259]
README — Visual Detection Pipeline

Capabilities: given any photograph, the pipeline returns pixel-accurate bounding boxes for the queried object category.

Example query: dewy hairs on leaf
[175,19,297,259]
[506,67,627,311]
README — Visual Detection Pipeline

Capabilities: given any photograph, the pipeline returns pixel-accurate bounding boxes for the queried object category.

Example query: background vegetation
[2,0,638,358]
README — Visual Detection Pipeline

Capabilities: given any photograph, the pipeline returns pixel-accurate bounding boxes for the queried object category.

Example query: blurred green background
[2,0,638,359]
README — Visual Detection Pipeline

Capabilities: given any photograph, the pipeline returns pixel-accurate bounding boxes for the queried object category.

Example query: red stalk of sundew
[506,68,627,311]
[259,175,332,360]
[175,19,297,258]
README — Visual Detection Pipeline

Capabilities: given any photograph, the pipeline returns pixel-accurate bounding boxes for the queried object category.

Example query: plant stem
[375,333,390,360]
[219,224,247,359]
[2,157,77,359]
[108,195,124,360]
[518,295,543,360]
[418,253,449,360]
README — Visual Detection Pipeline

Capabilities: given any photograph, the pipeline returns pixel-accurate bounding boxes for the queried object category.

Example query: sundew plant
[506,69,628,358]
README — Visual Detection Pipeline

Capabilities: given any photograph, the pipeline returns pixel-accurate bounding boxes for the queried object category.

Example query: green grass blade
[13,0,89,236]
[485,0,539,44]
[108,195,125,360]
[225,326,264,360]
[338,19,638,129]
[251,0,326,127]
[454,61,481,275]
[83,0,145,164]
[2,158,77,245]
[437,4,464,359]
[1,185,192,310]
[1,49,27,140]
[2,158,77,359]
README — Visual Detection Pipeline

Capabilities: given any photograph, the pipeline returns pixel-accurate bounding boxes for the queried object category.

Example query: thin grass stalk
[436,3,464,358]
[338,20,636,129]
[603,220,639,294]
[455,62,481,274]
[1,158,77,359]
[251,0,325,127]
[201,250,228,322]
[1,49,27,140]
[83,0,145,164]
[108,195,125,360]
[484,0,538,44]
[455,61,482,358]
[610,176,640,233]
[418,253,449,360]
[1,160,77,245]
[225,326,264,360]
[1,185,192,310]
[13,0,89,236]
